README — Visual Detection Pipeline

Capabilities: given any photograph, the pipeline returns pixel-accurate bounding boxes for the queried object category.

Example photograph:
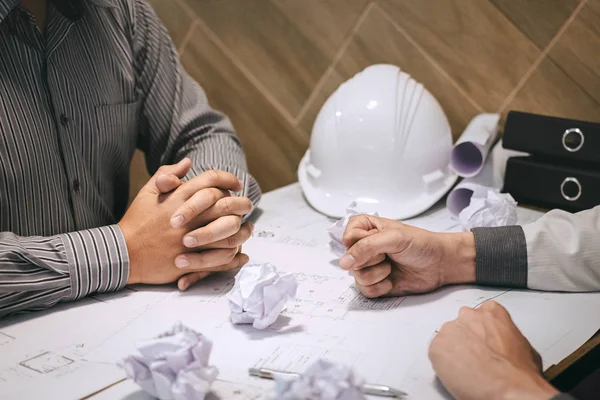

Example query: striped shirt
[0,0,260,318]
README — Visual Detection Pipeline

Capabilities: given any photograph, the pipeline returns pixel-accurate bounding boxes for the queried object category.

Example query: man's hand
[340,215,476,297]
[154,162,254,290]
[428,301,559,400]
[118,159,250,286]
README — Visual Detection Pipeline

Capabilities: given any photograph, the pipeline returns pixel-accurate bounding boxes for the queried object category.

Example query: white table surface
[1,184,599,400]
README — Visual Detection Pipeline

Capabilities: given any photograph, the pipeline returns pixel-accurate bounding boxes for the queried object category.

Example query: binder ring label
[562,128,584,152]
[561,177,582,202]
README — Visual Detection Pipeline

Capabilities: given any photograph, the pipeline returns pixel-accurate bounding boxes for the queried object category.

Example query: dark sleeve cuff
[551,394,578,400]
[471,226,528,287]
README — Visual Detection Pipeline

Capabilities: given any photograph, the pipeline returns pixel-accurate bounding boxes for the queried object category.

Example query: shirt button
[60,114,70,127]
[72,179,80,192]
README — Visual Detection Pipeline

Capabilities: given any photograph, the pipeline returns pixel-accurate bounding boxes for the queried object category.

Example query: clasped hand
[119,158,253,290]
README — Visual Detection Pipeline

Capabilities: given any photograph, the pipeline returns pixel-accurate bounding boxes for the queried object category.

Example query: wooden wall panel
[377,0,541,111]
[490,0,580,49]
[182,0,366,117]
[548,0,600,106]
[180,26,309,192]
[128,0,600,200]
[502,58,600,123]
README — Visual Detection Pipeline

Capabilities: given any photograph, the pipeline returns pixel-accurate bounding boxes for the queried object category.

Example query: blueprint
[1,184,599,400]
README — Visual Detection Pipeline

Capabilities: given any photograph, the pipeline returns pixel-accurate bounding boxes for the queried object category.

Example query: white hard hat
[298,64,458,219]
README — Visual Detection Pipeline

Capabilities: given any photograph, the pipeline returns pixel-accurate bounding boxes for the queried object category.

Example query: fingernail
[180,281,190,291]
[339,254,355,270]
[248,222,255,232]
[171,215,184,228]
[242,255,250,264]
[175,257,190,269]
[183,236,197,247]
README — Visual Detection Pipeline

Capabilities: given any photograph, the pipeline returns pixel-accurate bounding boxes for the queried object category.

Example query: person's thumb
[145,158,191,194]
[341,214,384,248]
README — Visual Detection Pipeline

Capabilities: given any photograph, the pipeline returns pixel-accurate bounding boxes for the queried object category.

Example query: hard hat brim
[298,152,458,220]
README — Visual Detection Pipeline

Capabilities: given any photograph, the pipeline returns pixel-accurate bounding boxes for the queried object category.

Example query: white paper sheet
[0,184,598,400]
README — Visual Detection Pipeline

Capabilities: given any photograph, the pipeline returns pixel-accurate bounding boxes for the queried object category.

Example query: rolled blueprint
[447,139,528,217]
[450,113,500,178]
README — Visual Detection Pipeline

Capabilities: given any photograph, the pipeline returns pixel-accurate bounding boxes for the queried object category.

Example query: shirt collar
[0,0,117,24]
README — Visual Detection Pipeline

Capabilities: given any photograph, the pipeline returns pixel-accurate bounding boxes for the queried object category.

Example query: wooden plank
[503,58,600,122]
[490,0,580,49]
[377,0,541,111]
[182,0,367,117]
[180,26,309,192]
[549,0,600,106]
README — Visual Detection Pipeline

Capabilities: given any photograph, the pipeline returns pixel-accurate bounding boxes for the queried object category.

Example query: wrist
[118,221,141,285]
[441,232,476,285]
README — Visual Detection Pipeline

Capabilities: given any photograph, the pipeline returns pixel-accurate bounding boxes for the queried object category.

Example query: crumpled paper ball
[272,359,366,400]
[227,262,298,330]
[119,322,219,400]
[328,202,379,257]
[458,185,518,230]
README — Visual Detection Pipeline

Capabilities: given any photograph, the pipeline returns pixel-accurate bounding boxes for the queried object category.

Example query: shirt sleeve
[131,0,261,206]
[472,206,600,291]
[0,225,129,318]
[551,394,578,400]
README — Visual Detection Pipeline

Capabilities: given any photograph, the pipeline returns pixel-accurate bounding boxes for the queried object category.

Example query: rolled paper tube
[447,139,528,216]
[447,181,481,217]
[450,113,500,178]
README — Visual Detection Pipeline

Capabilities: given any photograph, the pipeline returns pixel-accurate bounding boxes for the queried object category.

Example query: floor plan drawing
[1,185,600,400]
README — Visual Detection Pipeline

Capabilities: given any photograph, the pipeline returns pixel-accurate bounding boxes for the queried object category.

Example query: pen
[248,367,407,398]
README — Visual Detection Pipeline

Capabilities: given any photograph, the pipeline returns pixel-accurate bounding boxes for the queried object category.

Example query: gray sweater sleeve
[472,206,600,291]
[472,225,528,287]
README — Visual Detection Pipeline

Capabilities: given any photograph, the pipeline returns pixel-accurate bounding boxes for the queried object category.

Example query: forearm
[442,231,476,285]
[0,226,129,318]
